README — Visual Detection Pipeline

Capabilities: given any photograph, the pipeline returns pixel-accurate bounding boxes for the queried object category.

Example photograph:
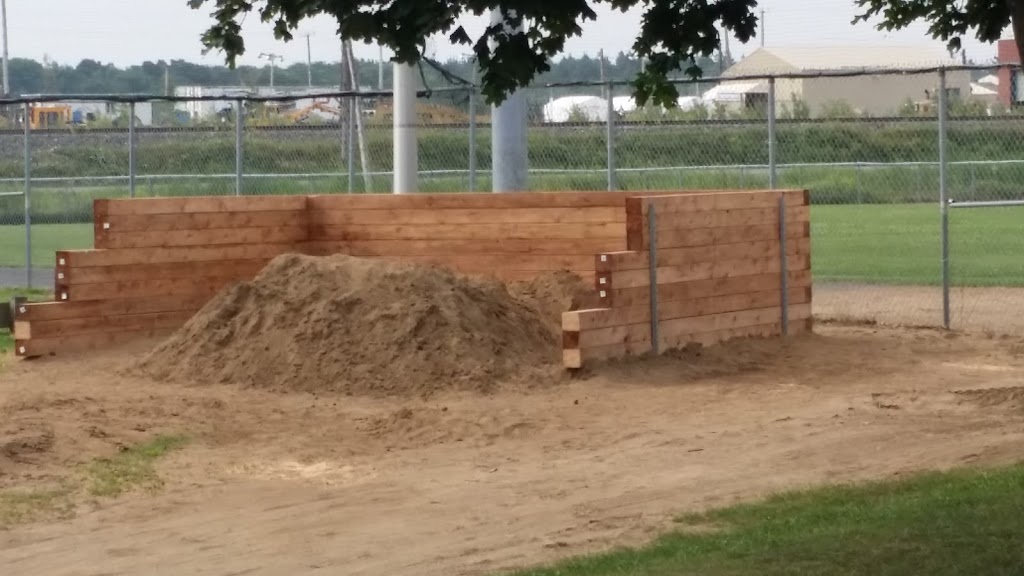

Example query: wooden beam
[95,210,308,233]
[14,310,195,340]
[97,195,307,216]
[564,286,812,332]
[56,276,240,302]
[56,244,298,268]
[310,206,627,226]
[307,190,703,211]
[302,238,627,257]
[596,238,811,273]
[58,259,272,285]
[14,328,175,358]
[599,269,813,308]
[14,295,212,322]
[95,226,308,250]
[597,253,811,290]
[309,222,627,242]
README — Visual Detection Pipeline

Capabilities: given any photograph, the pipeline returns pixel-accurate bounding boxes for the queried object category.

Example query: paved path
[0,267,54,289]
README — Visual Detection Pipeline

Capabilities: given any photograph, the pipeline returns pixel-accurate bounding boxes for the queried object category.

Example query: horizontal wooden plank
[302,238,627,257]
[14,295,212,322]
[56,244,297,268]
[15,310,194,340]
[15,328,175,358]
[307,191,701,211]
[58,259,271,285]
[57,276,241,302]
[625,190,808,249]
[310,206,626,226]
[646,206,809,233]
[95,226,308,249]
[309,222,626,242]
[650,222,811,251]
[95,210,307,233]
[97,196,307,216]
[367,253,598,273]
[598,253,811,290]
[564,286,812,332]
[600,269,813,308]
[572,303,811,349]
[561,315,812,369]
[597,238,811,273]
[462,269,596,284]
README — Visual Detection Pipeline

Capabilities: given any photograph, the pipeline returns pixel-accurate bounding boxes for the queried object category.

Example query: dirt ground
[814,282,1024,333]
[2,324,1024,575]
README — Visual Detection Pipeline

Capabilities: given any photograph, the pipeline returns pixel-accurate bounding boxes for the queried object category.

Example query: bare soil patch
[2,322,1024,575]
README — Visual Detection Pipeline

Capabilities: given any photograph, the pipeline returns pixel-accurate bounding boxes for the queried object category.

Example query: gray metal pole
[647,205,659,355]
[606,83,617,191]
[234,99,243,196]
[778,195,789,335]
[468,69,478,192]
[23,102,30,288]
[347,100,356,193]
[1,0,9,96]
[938,68,951,329]
[128,102,136,198]
[490,8,528,192]
[767,77,777,189]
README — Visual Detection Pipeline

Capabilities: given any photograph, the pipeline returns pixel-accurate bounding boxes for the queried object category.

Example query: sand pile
[137,254,591,397]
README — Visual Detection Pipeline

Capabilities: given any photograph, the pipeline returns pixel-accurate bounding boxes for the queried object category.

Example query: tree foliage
[188,0,757,107]
[853,0,1024,66]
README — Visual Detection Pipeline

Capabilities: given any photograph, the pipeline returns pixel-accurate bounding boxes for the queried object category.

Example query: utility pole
[304,34,313,87]
[258,52,283,88]
[490,8,528,193]
[598,49,606,100]
[760,9,765,47]
[163,64,170,96]
[378,45,385,90]
[1,0,9,96]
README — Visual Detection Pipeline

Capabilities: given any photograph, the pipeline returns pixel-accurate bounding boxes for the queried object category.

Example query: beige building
[713,45,971,117]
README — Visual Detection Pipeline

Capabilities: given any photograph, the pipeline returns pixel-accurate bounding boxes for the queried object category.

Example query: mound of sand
[137,254,593,397]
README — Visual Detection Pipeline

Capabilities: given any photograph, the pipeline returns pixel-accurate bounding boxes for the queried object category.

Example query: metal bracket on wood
[648,204,659,354]
[778,195,789,336]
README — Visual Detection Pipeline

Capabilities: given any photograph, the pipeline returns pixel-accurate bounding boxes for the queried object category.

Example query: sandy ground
[815,282,1024,333]
[2,324,1024,575]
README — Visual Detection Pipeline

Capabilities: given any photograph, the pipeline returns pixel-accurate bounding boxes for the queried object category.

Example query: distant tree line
[3,52,727,97]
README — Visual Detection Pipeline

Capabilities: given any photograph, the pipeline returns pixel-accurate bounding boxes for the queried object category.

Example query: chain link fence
[1,65,1022,335]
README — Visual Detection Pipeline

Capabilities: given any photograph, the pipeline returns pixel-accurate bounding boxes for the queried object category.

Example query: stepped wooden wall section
[14,191,671,358]
[561,190,813,369]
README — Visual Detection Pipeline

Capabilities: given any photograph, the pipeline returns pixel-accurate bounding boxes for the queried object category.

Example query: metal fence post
[648,204,659,355]
[347,99,356,193]
[468,75,478,192]
[778,195,789,335]
[606,83,617,191]
[128,101,136,198]
[938,68,950,329]
[234,99,243,196]
[23,102,31,288]
[767,77,777,189]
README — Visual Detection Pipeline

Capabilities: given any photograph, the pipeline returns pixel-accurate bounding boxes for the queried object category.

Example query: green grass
[0,434,189,528]
[811,204,1024,286]
[83,434,190,497]
[514,463,1024,576]
[0,223,92,268]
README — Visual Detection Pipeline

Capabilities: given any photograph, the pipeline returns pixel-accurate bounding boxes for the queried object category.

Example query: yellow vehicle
[29,104,72,129]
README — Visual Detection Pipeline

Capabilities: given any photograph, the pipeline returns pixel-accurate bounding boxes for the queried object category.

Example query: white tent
[543,95,609,123]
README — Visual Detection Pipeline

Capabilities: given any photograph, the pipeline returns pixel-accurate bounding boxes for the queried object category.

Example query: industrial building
[712,45,971,116]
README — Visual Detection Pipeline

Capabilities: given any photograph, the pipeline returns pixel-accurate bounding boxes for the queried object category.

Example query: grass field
[513,463,1024,576]
[1,203,1022,286]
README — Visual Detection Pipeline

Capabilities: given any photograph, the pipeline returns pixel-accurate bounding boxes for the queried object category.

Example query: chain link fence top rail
[1,63,1023,336]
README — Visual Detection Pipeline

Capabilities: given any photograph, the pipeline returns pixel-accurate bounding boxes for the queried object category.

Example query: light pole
[258,52,283,88]
[2,0,9,96]
[303,34,313,87]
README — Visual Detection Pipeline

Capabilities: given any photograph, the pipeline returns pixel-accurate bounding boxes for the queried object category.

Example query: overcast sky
[6,0,1009,67]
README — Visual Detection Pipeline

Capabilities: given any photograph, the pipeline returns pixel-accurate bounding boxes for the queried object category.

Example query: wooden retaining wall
[561,190,813,368]
[13,189,812,362]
